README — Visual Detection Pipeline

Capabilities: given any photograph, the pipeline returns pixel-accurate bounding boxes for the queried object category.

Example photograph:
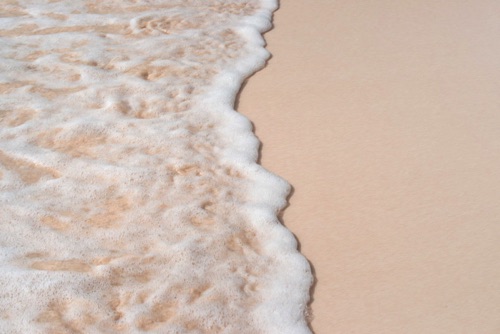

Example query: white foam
[0,0,312,332]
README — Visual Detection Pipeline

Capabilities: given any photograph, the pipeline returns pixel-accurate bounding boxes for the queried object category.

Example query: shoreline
[239,0,500,332]
[0,1,312,332]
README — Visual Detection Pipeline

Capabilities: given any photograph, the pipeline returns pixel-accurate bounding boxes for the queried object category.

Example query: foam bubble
[0,0,312,332]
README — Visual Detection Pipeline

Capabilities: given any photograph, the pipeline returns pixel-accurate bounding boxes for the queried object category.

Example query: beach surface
[238,0,500,333]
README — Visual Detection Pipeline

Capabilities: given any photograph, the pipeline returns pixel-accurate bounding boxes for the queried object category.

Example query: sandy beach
[239,0,500,333]
[1,0,500,332]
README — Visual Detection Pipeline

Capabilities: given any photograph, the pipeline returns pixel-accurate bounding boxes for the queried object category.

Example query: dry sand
[238,0,500,333]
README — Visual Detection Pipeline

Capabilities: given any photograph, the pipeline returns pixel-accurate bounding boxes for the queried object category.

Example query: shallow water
[0,0,311,333]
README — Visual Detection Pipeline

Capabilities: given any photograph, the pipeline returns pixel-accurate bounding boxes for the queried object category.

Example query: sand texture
[238,0,500,333]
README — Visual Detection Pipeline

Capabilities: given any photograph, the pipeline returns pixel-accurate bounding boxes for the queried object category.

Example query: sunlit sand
[239,1,500,333]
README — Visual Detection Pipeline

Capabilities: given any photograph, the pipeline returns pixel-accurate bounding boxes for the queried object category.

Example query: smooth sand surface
[238,1,500,333]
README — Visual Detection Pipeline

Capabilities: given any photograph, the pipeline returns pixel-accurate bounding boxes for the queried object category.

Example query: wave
[0,0,312,332]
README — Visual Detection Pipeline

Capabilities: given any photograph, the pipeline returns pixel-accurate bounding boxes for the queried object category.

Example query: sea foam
[0,0,312,333]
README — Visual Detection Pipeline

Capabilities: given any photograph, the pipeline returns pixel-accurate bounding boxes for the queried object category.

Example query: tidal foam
[0,1,312,332]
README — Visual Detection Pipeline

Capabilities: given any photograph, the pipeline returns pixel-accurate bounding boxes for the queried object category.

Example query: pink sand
[239,1,500,332]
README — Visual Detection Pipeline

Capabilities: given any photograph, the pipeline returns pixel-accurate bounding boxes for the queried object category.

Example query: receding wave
[0,0,312,333]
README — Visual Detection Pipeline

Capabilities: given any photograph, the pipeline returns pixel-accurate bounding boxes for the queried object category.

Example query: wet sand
[1,2,312,332]
[238,0,500,333]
